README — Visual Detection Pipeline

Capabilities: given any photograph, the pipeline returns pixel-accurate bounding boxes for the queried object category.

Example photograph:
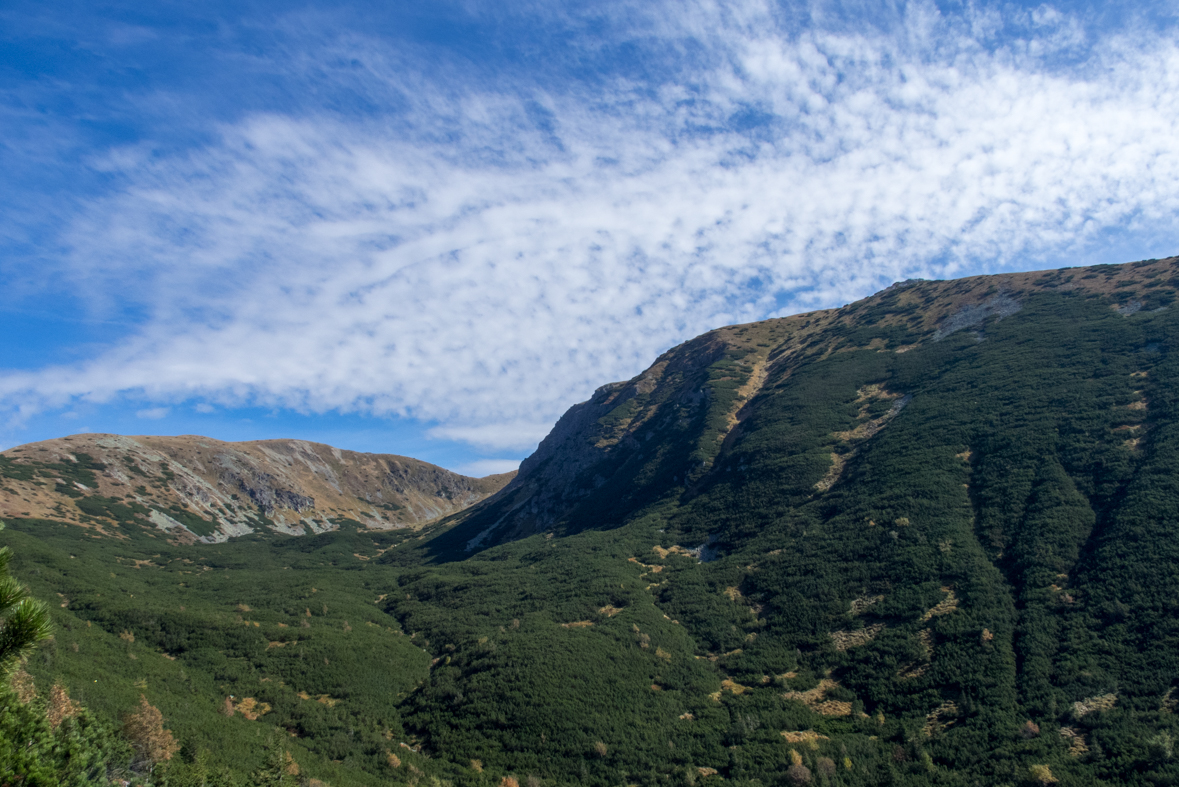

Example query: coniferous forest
[4,258,1179,786]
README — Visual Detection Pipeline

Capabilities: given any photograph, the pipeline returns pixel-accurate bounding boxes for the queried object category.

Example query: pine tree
[1,671,130,785]
[156,748,245,787]
[250,729,300,786]
[0,521,52,676]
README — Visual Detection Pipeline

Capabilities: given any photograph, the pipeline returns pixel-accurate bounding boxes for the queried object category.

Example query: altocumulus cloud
[3,0,1179,450]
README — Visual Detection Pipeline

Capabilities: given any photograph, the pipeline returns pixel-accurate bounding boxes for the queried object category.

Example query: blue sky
[2,0,1178,475]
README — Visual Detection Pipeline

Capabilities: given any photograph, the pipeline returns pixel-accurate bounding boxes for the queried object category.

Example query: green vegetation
[0,520,52,675]
[6,263,1179,785]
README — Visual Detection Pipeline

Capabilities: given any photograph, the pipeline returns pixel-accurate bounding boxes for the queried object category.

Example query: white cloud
[135,407,170,420]
[194,403,215,413]
[3,1,1179,449]
[429,423,556,452]
[452,459,522,478]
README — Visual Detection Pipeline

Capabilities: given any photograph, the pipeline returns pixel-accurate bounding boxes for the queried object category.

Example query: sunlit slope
[0,434,513,542]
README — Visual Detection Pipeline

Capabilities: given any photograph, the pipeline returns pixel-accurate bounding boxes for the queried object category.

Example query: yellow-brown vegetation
[849,595,883,615]
[46,683,81,729]
[122,695,179,767]
[11,667,36,704]
[782,679,852,716]
[235,697,271,720]
[1059,727,1089,756]
[1028,764,1058,784]
[829,623,884,651]
[781,731,829,743]
[1072,693,1117,718]
[922,701,958,738]
[920,588,959,622]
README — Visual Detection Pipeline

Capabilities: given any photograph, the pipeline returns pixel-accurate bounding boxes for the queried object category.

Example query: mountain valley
[5,257,1179,787]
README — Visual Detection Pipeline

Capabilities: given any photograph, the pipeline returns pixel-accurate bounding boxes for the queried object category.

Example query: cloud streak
[4,0,1179,449]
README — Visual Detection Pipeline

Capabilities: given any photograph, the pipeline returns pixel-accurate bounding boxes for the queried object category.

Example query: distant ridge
[0,434,513,543]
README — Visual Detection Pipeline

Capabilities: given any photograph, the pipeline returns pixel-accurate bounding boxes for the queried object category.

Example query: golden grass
[829,624,884,651]
[780,731,829,743]
[923,700,958,738]
[1059,727,1089,756]
[1072,693,1117,718]
[782,679,853,716]
[920,588,959,622]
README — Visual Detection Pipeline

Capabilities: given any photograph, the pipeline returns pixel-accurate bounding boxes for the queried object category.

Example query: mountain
[0,434,513,542]
[442,258,1177,555]
[397,255,1179,784]
[4,256,1179,787]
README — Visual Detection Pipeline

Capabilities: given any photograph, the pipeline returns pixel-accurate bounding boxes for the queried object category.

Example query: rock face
[0,435,514,543]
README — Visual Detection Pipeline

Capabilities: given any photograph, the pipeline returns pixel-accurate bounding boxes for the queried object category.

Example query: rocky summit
[0,434,513,542]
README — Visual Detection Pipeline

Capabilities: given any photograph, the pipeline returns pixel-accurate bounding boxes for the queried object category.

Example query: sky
[1,0,1178,476]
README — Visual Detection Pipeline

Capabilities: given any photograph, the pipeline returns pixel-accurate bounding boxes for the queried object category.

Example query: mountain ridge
[437,256,1178,555]
[0,433,513,543]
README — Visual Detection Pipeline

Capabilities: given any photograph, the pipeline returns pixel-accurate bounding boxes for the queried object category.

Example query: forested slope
[391,257,1179,786]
